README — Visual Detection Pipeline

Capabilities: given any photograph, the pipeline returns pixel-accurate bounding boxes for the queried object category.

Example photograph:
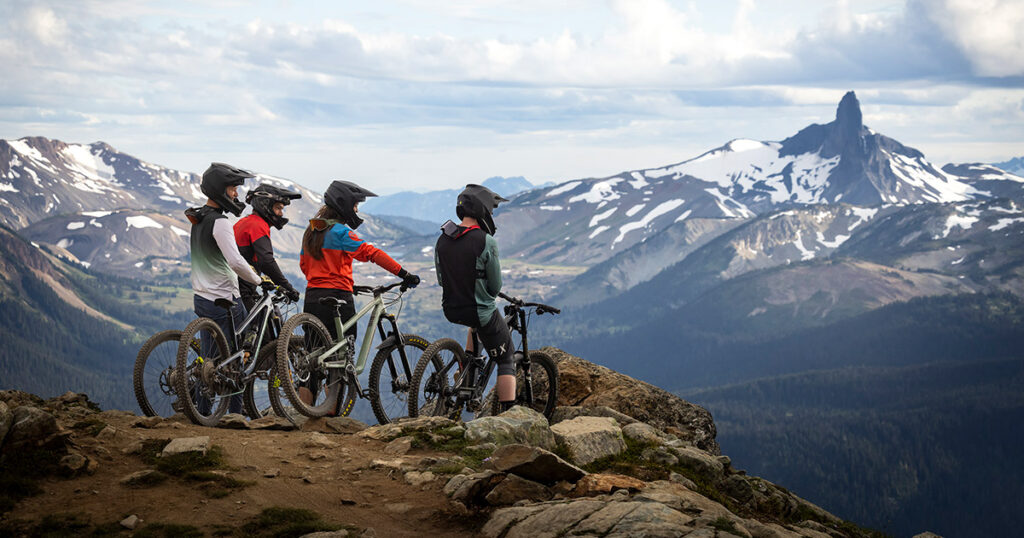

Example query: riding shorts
[475,310,515,376]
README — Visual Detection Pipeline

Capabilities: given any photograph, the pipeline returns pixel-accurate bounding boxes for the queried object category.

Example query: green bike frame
[316,292,387,374]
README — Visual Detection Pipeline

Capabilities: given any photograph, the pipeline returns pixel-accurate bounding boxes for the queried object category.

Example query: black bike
[172,284,296,426]
[408,292,560,419]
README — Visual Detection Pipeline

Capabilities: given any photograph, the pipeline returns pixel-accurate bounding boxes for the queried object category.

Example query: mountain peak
[835,91,862,134]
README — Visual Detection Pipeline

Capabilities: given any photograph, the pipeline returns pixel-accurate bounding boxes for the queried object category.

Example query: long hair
[301,205,341,260]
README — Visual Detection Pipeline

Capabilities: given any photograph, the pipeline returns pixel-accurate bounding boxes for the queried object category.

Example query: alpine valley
[2,91,1023,537]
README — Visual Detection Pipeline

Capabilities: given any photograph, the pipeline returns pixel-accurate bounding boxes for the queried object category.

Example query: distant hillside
[685,357,1024,538]
[0,224,191,410]
[360,176,534,225]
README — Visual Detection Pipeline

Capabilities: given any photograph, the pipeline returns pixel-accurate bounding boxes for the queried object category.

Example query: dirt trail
[5,409,482,536]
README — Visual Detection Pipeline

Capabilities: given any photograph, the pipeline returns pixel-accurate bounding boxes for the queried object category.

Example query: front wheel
[275,313,346,418]
[174,318,231,427]
[491,350,559,419]
[368,334,430,425]
[408,338,465,419]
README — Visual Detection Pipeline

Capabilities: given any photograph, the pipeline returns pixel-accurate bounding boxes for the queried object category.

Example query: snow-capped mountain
[496,91,1011,267]
[0,136,424,277]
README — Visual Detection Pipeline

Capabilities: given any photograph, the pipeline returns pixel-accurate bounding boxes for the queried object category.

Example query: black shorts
[303,288,356,341]
[475,310,515,376]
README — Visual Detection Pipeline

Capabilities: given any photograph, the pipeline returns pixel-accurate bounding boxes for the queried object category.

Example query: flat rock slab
[248,416,297,431]
[550,416,626,466]
[358,416,455,441]
[483,444,586,485]
[160,436,210,457]
[572,473,646,497]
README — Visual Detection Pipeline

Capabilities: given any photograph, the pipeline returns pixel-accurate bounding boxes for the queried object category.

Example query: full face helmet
[246,183,301,229]
[201,162,254,216]
[456,184,509,235]
[324,180,377,229]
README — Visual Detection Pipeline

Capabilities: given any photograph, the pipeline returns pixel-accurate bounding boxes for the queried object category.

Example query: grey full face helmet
[247,183,301,229]
[456,184,508,235]
[201,162,254,216]
[324,180,377,229]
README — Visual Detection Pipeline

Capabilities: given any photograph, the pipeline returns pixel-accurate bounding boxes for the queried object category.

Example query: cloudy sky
[2,0,1022,193]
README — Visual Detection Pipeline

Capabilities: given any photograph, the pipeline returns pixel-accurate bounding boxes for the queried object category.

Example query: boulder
[131,416,164,429]
[483,444,586,485]
[4,405,61,450]
[384,436,413,455]
[0,400,12,447]
[572,473,646,497]
[302,432,338,449]
[544,347,719,454]
[59,452,93,476]
[485,474,552,505]
[323,416,369,434]
[448,470,505,505]
[549,416,626,465]
[119,515,140,530]
[671,446,725,479]
[641,446,679,466]
[160,436,210,457]
[218,413,249,429]
[550,405,637,427]
[622,421,671,445]
[464,406,555,449]
[404,470,435,487]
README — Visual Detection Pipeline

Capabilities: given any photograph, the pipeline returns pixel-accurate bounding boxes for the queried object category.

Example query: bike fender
[376,334,401,350]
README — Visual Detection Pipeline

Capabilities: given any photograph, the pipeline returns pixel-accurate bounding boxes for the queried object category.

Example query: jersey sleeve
[214,218,261,285]
[483,234,502,296]
[251,235,295,291]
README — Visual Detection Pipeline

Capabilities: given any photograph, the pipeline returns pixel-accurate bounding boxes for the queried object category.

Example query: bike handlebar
[498,292,561,315]
[353,280,407,296]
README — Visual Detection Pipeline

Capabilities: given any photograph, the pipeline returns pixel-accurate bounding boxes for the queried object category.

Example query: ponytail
[301,205,341,260]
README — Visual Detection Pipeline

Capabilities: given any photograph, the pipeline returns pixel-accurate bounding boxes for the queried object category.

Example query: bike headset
[246,184,302,230]
[201,162,254,217]
[456,184,508,235]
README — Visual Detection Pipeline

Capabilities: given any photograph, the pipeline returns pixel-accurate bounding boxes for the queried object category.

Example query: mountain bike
[408,292,560,420]
[171,284,297,426]
[274,281,433,424]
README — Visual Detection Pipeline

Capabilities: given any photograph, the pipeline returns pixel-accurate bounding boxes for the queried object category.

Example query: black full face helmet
[246,183,301,230]
[456,184,508,235]
[324,180,377,229]
[201,162,254,216]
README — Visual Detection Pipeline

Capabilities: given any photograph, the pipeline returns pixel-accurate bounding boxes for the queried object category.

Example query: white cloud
[924,0,1024,77]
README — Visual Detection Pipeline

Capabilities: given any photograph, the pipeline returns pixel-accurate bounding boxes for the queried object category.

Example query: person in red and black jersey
[234,184,302,310]
[299,180,420,345]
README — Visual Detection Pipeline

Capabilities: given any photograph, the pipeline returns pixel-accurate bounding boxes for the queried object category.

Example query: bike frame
[215,289,285,381]
[313,289,408,379]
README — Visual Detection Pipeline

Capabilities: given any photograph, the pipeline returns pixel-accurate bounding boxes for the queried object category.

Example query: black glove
[260,280,277,292]
[284,288,300,303]
[397,268,420,289]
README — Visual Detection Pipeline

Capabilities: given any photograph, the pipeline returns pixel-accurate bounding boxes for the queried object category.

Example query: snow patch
[588,207,617,228]
[171,226,189,237]
[816,231,850,249]
[126,215,163,230]
[940,213,978,238]
[589,225,609,239]
[613,199,686,244]
[990,217,1024,231]
[82,210,112,217]
[628,172,648,189]
[569,178,623,204]
[625,204,646,217]
[546,181,581,197]
[539,205,564,211]
[793,231,815,261]
[66,222,85,230]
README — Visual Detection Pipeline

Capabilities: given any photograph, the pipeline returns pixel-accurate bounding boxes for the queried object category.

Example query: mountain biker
[433,184,517,412]
[234,183,303,312]
[299,180,421,408]
[185,162,267,414]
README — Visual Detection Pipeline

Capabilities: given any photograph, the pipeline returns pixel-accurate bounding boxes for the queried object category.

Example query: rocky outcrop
[544,348,719,454]
[549,416,626,465]
[465,407,556,449]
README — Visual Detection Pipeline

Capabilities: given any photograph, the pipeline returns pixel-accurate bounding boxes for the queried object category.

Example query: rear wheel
[368,334,430,425]
[275,313,346,418]
[491,350,558,419]
[133,330,188,417]
[408,338,465,419]
[174,318,231,426]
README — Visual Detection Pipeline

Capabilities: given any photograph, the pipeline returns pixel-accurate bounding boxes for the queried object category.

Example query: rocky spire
[835,91,863,136]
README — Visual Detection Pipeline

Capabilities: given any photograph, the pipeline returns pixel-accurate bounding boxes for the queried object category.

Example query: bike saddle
[214,298,235,310]
[318,297,350,308]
